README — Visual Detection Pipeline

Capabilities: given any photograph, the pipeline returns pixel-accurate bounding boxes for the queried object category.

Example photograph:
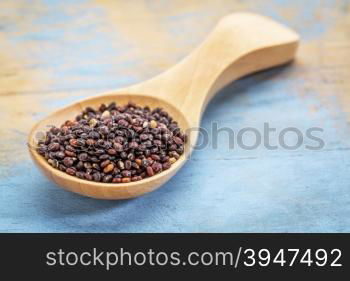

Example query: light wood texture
[28,13,299,199]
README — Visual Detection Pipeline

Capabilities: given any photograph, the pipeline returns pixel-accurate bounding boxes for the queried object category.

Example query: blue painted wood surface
[0,0,349,232]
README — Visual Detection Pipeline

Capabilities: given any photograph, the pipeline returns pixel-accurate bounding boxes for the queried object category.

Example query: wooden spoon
[28,13,299,199]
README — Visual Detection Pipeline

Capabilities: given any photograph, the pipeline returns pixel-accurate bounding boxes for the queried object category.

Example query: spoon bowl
[28,13,299,199]
[28,93,193,199]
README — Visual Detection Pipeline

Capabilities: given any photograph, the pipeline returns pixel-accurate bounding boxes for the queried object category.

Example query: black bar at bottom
[0,234,348,277]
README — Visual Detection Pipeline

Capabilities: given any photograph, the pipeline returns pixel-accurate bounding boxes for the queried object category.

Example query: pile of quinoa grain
[36,102,186,183]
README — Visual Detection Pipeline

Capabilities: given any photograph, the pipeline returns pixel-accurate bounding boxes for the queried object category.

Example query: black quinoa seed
[36,102,186,183]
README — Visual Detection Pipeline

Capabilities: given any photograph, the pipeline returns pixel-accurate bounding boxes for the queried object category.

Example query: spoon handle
[129,13,299,126]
